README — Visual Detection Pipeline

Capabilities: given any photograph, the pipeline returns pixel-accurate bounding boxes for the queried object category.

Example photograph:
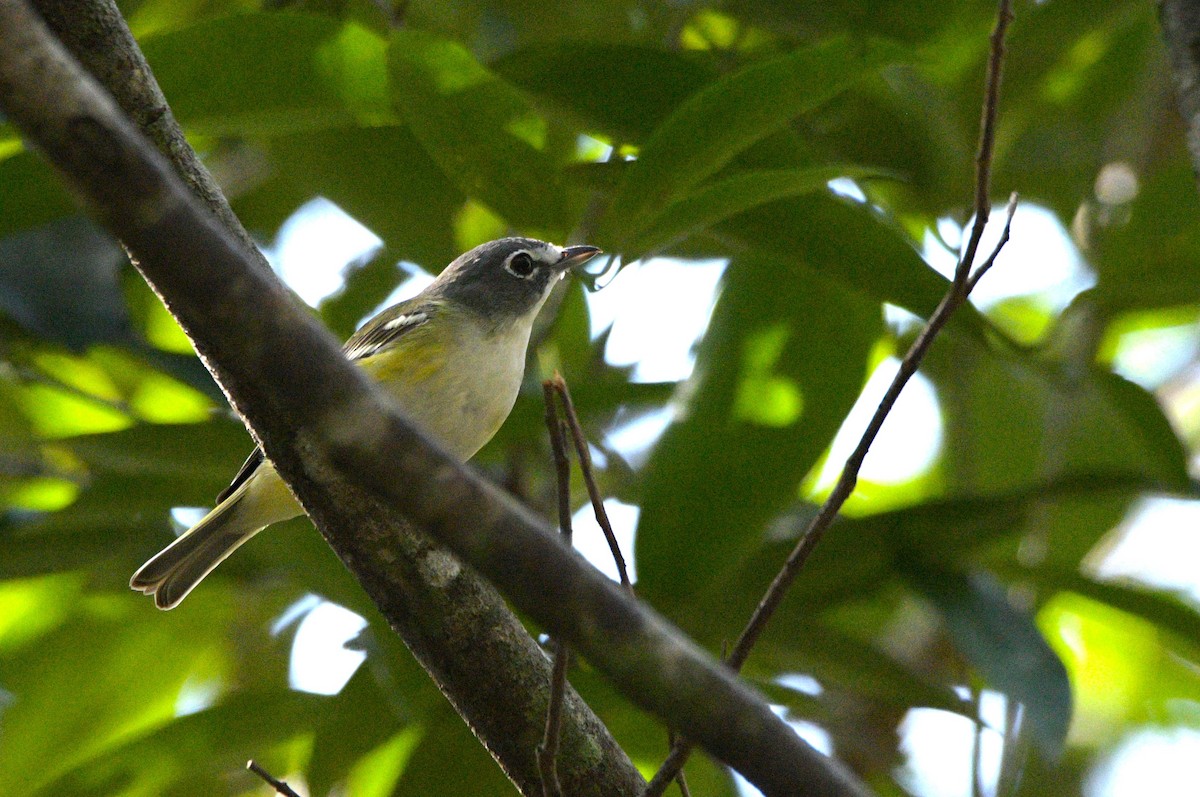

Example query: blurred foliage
[2,0,1200,794]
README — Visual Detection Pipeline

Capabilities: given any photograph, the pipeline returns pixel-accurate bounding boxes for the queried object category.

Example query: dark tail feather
[130,494,262,609]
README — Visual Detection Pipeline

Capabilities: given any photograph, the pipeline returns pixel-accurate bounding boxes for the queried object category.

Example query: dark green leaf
[389,29,577,233]
[251,125,463,267]
[903,563,1072,759]
[32,689,331,797]
[1092,164,1200,310]
[636,256,880,609]
[721,193,965,321]
[599,36,905,242]
[627,166,888,254]
[0,151,76,241]
[493,43,714,141]
[307,667,407,795]
[143,13,392,136]
[0,217,133,350]
[1000,565,1200,648]
[390,706,514,796]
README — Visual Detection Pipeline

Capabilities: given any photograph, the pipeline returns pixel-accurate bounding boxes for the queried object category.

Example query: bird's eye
[505,251,536,279]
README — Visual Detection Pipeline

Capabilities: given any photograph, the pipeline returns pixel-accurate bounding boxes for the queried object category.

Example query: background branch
[538,380,573,797]
[550,374,632,591]
[32,0,262,263]
[0,3,872,796]
[1159,0,1200,183]
[646,0,1016,791]
[246,760,302,797]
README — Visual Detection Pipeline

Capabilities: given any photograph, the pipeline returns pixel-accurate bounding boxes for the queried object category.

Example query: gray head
[432,238,600,326]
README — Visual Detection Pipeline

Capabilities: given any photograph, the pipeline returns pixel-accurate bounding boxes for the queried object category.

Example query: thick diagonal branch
[0,3,873,796]
[18,2,641,794]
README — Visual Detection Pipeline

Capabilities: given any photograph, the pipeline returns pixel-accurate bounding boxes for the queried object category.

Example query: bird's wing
[215,447,265,504]
[213,299,436,504]
[341,299,434,362]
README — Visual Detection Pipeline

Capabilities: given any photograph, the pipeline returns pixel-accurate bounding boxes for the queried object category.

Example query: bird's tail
[130,488,263,610]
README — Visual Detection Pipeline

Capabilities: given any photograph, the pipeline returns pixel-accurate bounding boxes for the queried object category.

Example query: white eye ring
[504,250,537,279]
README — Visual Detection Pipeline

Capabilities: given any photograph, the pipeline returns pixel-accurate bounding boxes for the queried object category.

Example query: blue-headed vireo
[131,237,601,609]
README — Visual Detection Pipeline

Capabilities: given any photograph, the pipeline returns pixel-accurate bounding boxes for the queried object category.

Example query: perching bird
[131,237,601,609]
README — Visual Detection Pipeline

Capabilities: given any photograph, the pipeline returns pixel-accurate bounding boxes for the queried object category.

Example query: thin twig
[246,760,302,797]
[537,380,573,797]
[968,193,1017,294]
[667,731,694,797]
[544,381,574,550]
[643,1,1016,793]
[958,0,1013,285]
[551,373,693,793]
[549,373,632,591]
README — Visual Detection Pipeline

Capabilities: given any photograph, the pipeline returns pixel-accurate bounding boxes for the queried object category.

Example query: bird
[131,237,601,609]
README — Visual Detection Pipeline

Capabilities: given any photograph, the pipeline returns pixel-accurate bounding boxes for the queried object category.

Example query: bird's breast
[371,316,530,461]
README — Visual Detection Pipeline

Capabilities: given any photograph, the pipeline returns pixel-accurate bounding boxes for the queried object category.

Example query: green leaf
[241,125,463,268]
[0,603,252,794]
[31,689,331,797]
[750,625,972,719]
[904,563,1072,759]
[493,43,715,141]
[307,667,405,795]
[636,256,881,609]
[0,151,76,241]
[1091,163,1200,311]
[599,36,905,242]
[390,707,514,796]
[722,193,964,321]
[142,13,392,136]
[0,420,252,579]
[626,165,888,254]
[389,29,577,233]
[1001,565,1200,648]
[926,332,1191,501]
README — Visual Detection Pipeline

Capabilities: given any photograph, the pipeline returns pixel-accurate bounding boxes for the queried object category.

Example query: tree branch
[1159,0,1200,184]
[538,380,573,797]
[31,0,263,263]
[646,0,1016,791]
[246,760,302,797]
[18,2,642,795]
[0,3,873,796]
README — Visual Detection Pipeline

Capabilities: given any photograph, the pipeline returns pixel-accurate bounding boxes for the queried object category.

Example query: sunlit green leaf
[599,36,905,242]
[389,29,577,232]
[143,13,392,136]
[626,166,889,255]
[636,256,880,609]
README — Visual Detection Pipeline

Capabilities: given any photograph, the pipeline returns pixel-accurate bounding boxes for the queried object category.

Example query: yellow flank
[357,328,447,386]
[351,307,533,462]
[235,460,302,529]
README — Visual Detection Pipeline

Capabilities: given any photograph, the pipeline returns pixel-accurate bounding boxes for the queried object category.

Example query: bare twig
[667,731,694,797]
[537,381,574,797]
[967,194,1018,294]
[548,374,632,590]
[544,380,576,550]
[644,1,1017,793]
[246,760,302,797]
[550,374,693,793]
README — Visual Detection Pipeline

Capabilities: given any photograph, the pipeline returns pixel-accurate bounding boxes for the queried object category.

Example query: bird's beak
[557,245,602,272]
